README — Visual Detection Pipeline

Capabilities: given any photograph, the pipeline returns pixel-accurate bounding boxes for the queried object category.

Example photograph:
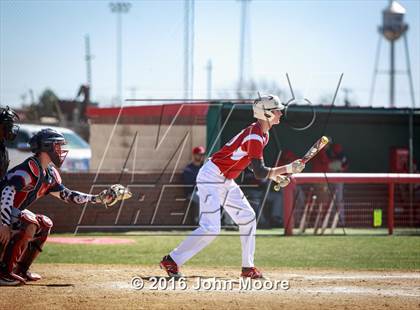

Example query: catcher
[0,128,131,286]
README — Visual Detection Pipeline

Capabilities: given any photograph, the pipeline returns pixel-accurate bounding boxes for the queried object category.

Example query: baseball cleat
[160,255,183,278]
[241,267,264,279]
[16,269,42,281]
[0,271,26,286]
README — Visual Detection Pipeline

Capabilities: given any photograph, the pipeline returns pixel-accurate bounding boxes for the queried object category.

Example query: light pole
[109,2,131,105]
[184,0,194,100]
[237,0,251,97]
[85,35,93,90]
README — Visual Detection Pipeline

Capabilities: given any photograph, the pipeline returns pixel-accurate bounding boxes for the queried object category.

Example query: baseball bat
[320,192,336,235]
[313,202,323,235]
[274,136,330,191]
[299,194,316,234]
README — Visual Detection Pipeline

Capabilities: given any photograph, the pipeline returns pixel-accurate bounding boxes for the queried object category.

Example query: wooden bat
[274,136,330,191]
[313,202,323,235]
[298,192,317,234]
[320,191,336,235]
[330,209,340,234]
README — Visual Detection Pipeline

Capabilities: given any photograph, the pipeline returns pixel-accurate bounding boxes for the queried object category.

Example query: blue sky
[1,0,419,108]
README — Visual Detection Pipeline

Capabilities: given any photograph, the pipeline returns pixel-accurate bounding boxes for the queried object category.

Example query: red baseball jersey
[210,122,269,179]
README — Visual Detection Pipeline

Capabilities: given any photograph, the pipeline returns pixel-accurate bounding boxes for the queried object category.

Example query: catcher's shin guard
[1,224,37,274]
[1,210,40,275]
[15,215,52,281]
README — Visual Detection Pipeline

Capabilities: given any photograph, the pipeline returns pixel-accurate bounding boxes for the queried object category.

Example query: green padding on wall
[206,103,223,155]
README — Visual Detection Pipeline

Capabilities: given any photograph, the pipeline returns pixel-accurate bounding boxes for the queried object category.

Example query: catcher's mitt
[98,184,132,207]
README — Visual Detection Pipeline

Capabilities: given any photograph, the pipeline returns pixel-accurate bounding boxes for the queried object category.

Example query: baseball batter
[160,94,305,279]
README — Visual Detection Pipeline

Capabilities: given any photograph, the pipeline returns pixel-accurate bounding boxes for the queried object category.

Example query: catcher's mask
[29,128,69,168]
[0,106,20,141]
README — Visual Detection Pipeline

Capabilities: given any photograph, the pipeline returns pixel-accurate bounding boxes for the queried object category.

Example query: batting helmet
[29,128,68,168]
[252,94,284,121]
[0,106,20,141]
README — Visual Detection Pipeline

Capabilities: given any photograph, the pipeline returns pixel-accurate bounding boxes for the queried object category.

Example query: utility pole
[85,35,93,90]
[129,86,138,99]
[342,88,352,107]
[206,59,212,100]
[238,0,251,96]
[109,2,131,105]
[184,0,194,100]
[184,0,189,100]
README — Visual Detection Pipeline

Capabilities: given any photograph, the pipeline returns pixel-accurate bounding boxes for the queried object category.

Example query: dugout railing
[283,173,420,236]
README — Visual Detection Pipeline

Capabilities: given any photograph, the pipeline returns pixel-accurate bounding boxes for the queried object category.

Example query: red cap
[193,146,205,155]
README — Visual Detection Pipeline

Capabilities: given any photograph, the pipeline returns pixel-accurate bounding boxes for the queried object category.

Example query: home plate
[48,237,136,245]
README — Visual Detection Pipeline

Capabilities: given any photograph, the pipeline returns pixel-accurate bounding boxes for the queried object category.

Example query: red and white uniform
[170,123,267,268]
[211,122,269,179]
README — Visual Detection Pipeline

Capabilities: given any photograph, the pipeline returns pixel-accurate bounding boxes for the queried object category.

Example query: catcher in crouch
[0,128,131,286]
[160,94,305,279]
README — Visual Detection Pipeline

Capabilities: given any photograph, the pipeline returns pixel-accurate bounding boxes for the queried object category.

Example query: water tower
[370,1,417,176]
[369,0,415,109]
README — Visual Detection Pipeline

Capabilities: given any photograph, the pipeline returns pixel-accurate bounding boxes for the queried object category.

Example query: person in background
[0,106,20,180]
[328,143,349,173]
[311,147,331,173]
[182,146,205,224]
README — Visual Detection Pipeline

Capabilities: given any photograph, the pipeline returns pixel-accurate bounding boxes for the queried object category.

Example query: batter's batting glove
[273,175,291,192]
[276,175,291,187]
[97,184,132,208]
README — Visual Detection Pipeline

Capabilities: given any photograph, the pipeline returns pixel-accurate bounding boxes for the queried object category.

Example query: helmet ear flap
[29,136,36,152]
[29,134,42,153]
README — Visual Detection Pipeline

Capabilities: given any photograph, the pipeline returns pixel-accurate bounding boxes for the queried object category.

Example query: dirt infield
[1,264,419,310]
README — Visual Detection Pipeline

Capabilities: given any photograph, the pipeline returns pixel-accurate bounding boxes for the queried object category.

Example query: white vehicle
[6,124,91,172]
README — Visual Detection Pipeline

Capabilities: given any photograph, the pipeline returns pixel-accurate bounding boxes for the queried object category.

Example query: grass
[37,231,420,270]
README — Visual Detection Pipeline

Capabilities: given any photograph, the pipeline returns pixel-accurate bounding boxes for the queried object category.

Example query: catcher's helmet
[0,106,20,141]
[29,128,68,168]
[252,94,284,121]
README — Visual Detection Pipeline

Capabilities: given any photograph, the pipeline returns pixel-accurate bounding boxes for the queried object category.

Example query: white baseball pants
[170,160,257,267]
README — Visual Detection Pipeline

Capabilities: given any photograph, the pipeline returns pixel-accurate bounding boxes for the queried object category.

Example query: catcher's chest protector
[0,142,9,180]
